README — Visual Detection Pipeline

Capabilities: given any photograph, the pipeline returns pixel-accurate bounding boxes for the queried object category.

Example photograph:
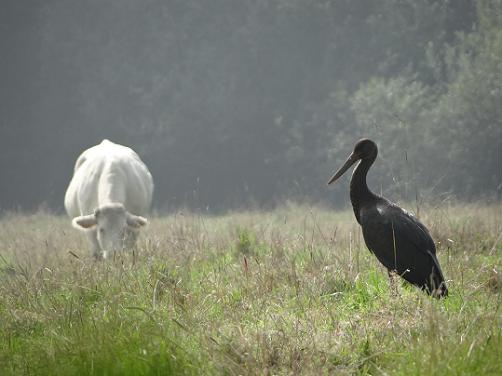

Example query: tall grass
[0,202,501,375]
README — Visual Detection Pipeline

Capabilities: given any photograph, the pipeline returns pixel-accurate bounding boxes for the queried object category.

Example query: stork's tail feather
[425,267,448,298]
[425,251,448,298]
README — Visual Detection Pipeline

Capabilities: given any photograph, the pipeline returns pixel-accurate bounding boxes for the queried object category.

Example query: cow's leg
[124,229,139,249]
[87,230,102,259]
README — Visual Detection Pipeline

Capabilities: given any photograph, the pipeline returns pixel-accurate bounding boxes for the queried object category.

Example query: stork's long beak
[327,153,359,185]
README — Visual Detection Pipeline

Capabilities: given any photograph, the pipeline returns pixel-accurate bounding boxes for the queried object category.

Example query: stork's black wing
[360,200,447,296]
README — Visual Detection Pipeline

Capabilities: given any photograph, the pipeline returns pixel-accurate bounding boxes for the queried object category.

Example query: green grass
[0,202,501,375]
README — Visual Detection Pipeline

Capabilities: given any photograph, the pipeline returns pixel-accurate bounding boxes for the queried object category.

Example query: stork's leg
[388,270,399,297]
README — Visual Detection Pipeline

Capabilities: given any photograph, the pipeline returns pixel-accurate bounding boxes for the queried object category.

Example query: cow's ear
[72,214,97,230]
[126,213,148,228]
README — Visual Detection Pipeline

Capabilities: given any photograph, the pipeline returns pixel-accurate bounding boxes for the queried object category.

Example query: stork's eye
[99,228,105,234]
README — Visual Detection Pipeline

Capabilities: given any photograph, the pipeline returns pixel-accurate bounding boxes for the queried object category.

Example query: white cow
[65,139,154,258]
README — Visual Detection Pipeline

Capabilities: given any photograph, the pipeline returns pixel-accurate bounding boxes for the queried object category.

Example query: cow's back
[64,140,153,217]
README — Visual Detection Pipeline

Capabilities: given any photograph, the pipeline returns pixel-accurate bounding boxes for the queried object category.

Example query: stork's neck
[350,155,378,223]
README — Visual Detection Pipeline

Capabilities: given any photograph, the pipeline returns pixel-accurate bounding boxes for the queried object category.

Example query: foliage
[428,0,502,198]
[3,0,502,212]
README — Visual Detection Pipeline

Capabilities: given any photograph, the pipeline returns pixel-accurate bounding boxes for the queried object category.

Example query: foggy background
[1,0,501,213]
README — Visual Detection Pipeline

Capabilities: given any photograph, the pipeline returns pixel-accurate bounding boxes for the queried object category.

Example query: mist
[1,0,500,213]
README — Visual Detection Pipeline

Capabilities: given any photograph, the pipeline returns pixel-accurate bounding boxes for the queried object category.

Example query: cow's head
[72,203,147,257]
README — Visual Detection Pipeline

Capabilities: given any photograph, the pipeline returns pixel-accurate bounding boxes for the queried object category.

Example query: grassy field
[0,202,501,375]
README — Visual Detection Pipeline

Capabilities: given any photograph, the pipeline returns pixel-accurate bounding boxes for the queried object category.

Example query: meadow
[0,202,501,375]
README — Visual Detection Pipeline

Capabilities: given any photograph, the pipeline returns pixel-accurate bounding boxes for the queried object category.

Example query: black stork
[327,139,448,297]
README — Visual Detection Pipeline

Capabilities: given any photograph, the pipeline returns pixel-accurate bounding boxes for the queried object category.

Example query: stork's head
[327,138,378,184]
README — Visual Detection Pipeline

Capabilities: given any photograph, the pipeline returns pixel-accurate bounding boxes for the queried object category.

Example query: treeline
[1,0,501,212]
